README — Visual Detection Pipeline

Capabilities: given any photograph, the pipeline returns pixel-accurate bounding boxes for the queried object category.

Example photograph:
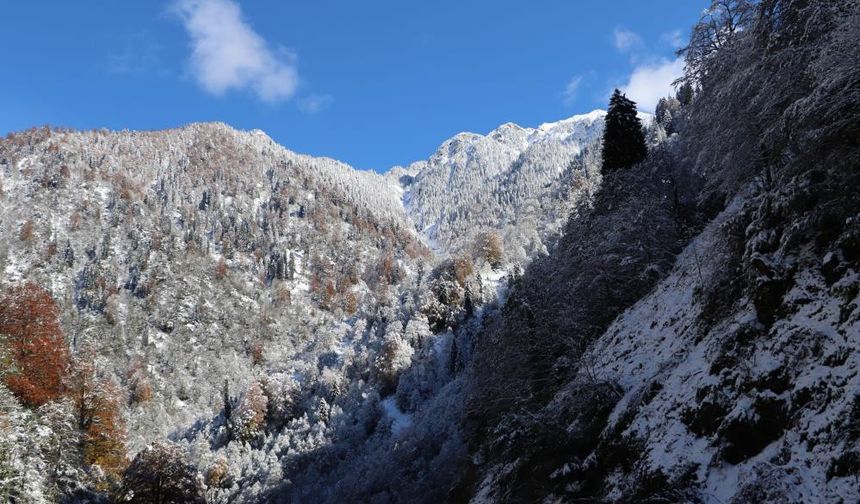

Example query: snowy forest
[1,0,859,502]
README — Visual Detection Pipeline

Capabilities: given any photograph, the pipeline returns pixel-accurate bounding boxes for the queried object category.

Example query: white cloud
[172,0,298,103]
[661,29,684,49]
[620,58,684,112]
[298,94,333,115]
[613,26,643,53]
[562,76,583,106]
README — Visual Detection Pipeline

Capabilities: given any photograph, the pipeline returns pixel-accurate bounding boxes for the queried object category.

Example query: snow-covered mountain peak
[535,109,606,132]
[482,110,611,150]
[389,109,624,256]
[488,122,530,149]
[442,131,489,150]
[531,109,651,146]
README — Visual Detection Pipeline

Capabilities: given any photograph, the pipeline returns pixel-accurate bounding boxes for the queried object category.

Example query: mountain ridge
[5,108,645,261]
[387,109,655,257]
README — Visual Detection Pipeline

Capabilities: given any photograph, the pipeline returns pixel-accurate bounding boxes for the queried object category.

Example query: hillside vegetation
[1,0,858,502]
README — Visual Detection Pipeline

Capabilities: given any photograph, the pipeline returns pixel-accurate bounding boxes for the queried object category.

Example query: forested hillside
[0,98,623,501]
[1,0,858,503]
[391,110,650,261]
[464,0,860,501]
[0,122,435,501]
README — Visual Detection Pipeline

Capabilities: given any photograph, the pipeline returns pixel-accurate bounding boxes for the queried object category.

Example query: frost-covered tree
[679,0,757,83]
[119,442,204,504]
[232,380,269,443]
[0,383,49,503]
[65,353,128,479]
[655,96,682,135]
[37,399,86,498]
[375,323,414,393]
[473,231,504,269]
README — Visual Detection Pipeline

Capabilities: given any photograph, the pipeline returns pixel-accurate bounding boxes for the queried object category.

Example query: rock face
[390,110,650,259]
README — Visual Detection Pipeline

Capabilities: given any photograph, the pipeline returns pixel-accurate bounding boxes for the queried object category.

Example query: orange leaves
[205,456,230,488]
[66,352,128,477]
[19,219,34,242]
[343,291,360,314]
[233,380,268,442]
[274,281,292,306]
[127,358,153,405]
[249,340,264,367]
[0,283,128,480]
[452,255,474,287]
[0,282,69,407]
[214,257,228,279]
[474,231,504,269]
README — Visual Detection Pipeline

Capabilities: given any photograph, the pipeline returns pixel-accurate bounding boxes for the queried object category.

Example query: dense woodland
[1,0,859,502]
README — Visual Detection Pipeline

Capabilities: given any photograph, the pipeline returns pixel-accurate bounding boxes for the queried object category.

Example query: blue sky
[1,1,706,171]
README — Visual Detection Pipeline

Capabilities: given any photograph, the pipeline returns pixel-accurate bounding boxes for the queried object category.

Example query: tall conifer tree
[602,89,647,171]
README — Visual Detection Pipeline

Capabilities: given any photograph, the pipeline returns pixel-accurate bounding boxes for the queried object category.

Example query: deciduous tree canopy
[0,282,69,407]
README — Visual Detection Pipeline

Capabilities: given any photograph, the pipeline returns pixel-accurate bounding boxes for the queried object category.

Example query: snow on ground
[381,396,412,435]
[481,266,509,307]
[581,191,860,502]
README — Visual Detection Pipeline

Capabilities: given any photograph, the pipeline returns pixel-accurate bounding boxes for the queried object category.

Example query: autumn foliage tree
[127,358,153,405]
[65,353,128,478]
[452,255,474,287]
[19,219,34,242]
[474,231,504,269]
[204,456,230,489]
[231,380,268,442]
[0,282,69,407]
[214,257,228,279]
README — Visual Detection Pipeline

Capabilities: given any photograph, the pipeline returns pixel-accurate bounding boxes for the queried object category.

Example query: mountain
[2,122,426,429]
[1,1,858,502]
[390,110,650,259]
[462,2,860,502]
[0,111,632,502]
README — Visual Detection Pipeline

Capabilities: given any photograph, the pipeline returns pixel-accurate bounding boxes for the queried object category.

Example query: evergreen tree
[287,252,296,281]
[464,286,474,318]
[602,89,647,171]
[655,96,681,135]
[676,81,694,106]
[222,379,232,422]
